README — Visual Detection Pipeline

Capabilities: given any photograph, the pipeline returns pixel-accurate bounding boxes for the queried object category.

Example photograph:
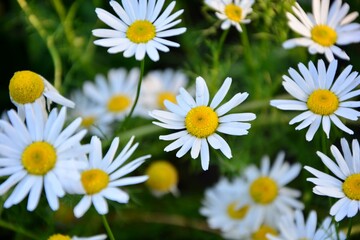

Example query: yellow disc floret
[126,20,156,44]
[250,177,278,204]
[22,142,57,175]
[251,225,278,240]
[343,173,360,200]
[224,4,243,22]
[107,94,131,113]
[185,106,219,138]
[9,70,45,104]
[48,234,72,240]
[158,91,177,109]
[81,169,109,195]
[81,116,96,128]
[227,202,249,220]
[311,25,337,47]
[307,89,339,115]
[146,160,178,192]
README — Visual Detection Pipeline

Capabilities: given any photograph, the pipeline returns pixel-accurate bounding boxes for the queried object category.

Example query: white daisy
[267,210,345,240]
[137,68,188,118]
[305,138,360,222]
[243,152,304,227]
[204,0,255,32]
[270,59,360,142]
[223,224,279,240]
[72,136,150,218]
[92,0,187,62]
[150,76,256,171]
[200,177,254,234]
[48,233,107,240]
[83,68,140,122]
[68,90,112,138]
[283,0,360,62]
[8,70,75,119]
[0,103,88,211]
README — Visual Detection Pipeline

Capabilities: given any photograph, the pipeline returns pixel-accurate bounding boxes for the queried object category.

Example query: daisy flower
[267,210,345,240]
[204,0,255,32]
[150,76,256,171]
[224,224,279,240]
[68,90,112,138]
[8,70,75,119]
[92,0,186,62]
[270,59,360,142]
[0,103,88,211]
[200,177,254,234]
[48,233,107,240]
[283,0,360,62]
[243,152,304,226]
[145,160,179,197]
[137,68,188,117]
[305,138,360,222]
[83,68,140,122]
[72,136,150,218]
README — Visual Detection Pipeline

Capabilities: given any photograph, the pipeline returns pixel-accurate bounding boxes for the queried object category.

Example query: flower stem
[347,218,353,240]
[240,24,254,71]
[0,219,37,239]
[102,214,115,240]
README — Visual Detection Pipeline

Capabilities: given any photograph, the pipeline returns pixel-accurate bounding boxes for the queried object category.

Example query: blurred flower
[267,210,346,240]
[200,177,255,235]
[0,103,88,211]
[8,70,74,119]
[283,0,360,62]
[243,152,303,227]
[137,69,188,118]
[68,90,112,138]
[72,136,150,218]
[83,68,140,122]
[150,76,256,171]
[224,224,279,240]
[305,138,360,222]
[145,160,179,197]
[92,0,186,62]
[48,233,107,240]
[270,60,360,141]
[204,0,254,32]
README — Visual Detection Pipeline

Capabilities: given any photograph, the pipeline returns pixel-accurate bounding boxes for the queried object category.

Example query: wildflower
[283,0,360,62]
[224,224,279,240]
[145,160,179,197]
[204,0,254,32]
[48,233,107,240]
[82,68,140,122]
[244,152,303,226]
[92,0,186,62]
[72,136,150,218]
[8,70,74,119]
[267,210,345,240]
[270,60,360,141]
[0,103,87,211]
[305,138,360,222]
[150,76,256,171]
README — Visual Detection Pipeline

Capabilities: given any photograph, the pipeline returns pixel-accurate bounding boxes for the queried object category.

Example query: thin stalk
[0,219,38,239]
[240,24,253,71]
[347,218,353,239]
[102,215,115,240]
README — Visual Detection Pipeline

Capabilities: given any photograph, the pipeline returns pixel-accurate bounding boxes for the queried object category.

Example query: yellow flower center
[81,169,109,195]
[22,142,57,175]
[48,234,71,240]
[224,4,243,22]
[185,106,219,138]
[9,70,45,104]
[307,89,339,115]
[343,174,360,200]
[126,20,156,44]
[250,177,278,204]
[81,116,96,128]
[145,160,178,192]
[227,202,249,220]
[158,91,177,109]
[311,25,337,47]
[252,225,278,240]
[107,94,131,113]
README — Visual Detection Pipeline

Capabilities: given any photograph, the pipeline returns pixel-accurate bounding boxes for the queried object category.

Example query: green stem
[102,215,115,240]
[347,218,353,239]
[0,219,37,239]
[240,24,253,71]
[119,59,145,131]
